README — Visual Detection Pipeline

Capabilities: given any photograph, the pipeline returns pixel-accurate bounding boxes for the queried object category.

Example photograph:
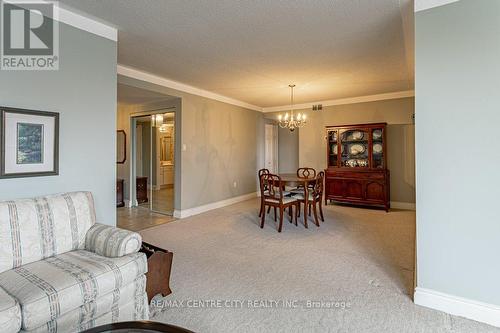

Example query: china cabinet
[324,123,390,211]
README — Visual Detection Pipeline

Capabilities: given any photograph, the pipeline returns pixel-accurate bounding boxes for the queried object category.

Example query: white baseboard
[173,192,258,219]
[391,201,416,210]
[414,287,500,328]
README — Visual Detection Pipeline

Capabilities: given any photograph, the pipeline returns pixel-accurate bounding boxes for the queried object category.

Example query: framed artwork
[0,107,59,178]
[117,130,126,164]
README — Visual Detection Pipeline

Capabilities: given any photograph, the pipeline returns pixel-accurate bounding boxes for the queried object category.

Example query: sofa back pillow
[0,191,96,273]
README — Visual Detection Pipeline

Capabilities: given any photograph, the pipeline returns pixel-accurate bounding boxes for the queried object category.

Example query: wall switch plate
[182,144,187,151]
[233,181,237,188]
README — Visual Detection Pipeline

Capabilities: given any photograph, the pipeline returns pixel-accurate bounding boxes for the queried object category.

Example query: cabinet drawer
[327,171,384,180]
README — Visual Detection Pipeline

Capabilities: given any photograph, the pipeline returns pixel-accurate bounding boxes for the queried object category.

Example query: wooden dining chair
[293,171,325,227]
[297,167,317,179]
[260,174,299,232]
[258,168,270,218]
[291,167,317,194]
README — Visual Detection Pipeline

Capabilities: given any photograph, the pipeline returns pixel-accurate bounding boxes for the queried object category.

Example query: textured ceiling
[117,83,175,105]
[61,0,414,108]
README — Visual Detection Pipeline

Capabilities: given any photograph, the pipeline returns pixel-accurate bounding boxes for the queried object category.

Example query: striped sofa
[0,192,149,333]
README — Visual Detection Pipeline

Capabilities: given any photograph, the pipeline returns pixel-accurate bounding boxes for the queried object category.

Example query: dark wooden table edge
[81,320,195,333]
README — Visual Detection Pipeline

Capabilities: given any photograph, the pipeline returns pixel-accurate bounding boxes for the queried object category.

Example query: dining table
[278,173,319,227]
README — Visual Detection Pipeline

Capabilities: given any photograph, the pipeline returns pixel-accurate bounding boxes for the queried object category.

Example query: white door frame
[265,123,279,173]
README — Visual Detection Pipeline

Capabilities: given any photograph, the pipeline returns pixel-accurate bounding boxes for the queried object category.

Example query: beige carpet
[140,199,498,333]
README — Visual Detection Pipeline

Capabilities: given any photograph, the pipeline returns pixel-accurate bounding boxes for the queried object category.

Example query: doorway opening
[116,83,180,231]
[133,111,175,215]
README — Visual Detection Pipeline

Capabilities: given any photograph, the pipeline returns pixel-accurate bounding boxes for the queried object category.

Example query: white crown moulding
[58,6,117,41]
[119,65,415,113]
[262,90,415,113]
[415,0,460,12]
[117,65,263,112]
[34,0,118,41]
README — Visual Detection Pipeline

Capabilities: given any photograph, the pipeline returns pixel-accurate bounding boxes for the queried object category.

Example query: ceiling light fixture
[152,114,164,127]
[278,84,306,132]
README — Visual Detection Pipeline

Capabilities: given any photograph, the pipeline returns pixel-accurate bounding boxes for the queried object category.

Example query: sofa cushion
[23,275,147,333]
[0,250,147,330]
[0,192,96,274]
[0,286,21,333]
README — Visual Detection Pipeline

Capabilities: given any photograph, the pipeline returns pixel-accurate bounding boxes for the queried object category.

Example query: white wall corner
[173,192,258,219]
[414,287,500,328]
[415,0,460,12]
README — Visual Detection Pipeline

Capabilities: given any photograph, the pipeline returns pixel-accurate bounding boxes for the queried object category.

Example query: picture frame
[117,130,126,164]
[0,107,59,178]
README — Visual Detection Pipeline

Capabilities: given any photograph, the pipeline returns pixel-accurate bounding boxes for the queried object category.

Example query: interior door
[265,123,278,173]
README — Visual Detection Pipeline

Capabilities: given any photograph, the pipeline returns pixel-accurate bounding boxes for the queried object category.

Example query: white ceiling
[61,0,414,108]
[117,83,175,105]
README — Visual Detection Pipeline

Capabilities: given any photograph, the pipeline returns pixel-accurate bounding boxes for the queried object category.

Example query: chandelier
[278,84,306,132]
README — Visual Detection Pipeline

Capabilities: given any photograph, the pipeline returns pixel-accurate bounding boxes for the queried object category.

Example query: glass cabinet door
[340,129,369,168]
[327,130,338,167]
[371,127,384,169]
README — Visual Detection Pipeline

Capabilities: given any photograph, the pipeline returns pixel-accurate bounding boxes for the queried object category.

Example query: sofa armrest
[85,223,142,257]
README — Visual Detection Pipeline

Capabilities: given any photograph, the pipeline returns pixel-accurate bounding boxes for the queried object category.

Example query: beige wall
[118,76,263,211]
[117,103,135,186]
[278,127,299,173]
[268,97,415,203]
[180,94,262,209]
